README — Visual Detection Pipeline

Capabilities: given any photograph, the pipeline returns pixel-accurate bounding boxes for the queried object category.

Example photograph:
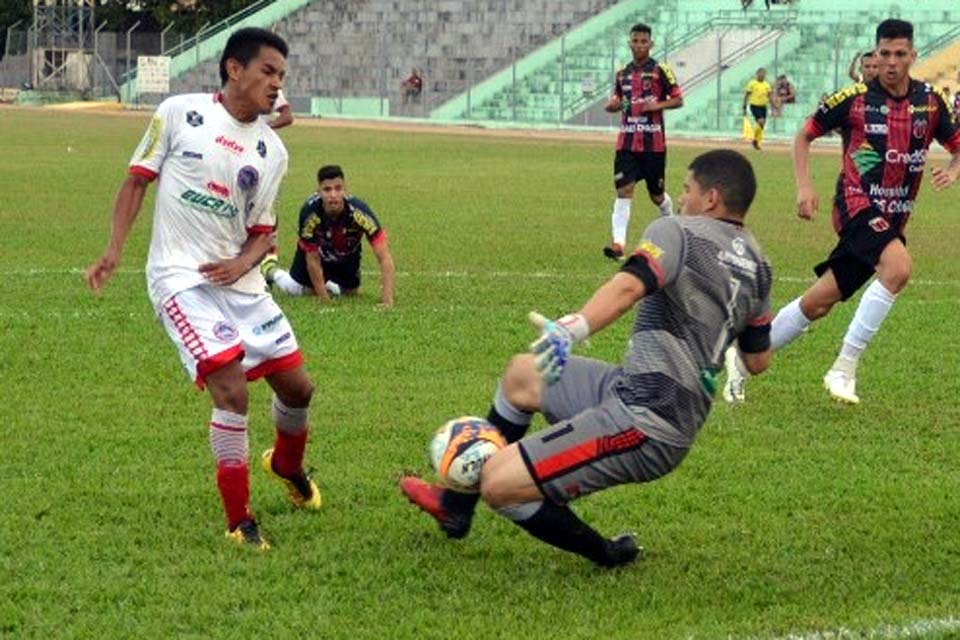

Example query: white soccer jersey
[129,93,288,307]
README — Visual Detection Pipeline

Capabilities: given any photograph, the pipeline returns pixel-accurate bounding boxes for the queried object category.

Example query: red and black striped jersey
[613,57,682,153]
[805,78,960,234]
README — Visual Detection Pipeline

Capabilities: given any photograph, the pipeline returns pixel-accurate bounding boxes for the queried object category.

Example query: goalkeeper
[400,149,773,566]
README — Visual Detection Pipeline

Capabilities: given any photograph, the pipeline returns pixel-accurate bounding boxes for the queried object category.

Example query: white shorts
[157,285,302,389]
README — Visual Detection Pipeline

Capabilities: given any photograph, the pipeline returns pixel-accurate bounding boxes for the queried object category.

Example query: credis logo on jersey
[884,148,927,172]
[179,189,239,218]
[215,135,245,154]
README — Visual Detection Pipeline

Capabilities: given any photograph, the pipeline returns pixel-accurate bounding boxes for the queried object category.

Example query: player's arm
[793,128,819,220]
[646,64,683,112]
[268,105,294,130]
[370,235,395,308]
[86,173,151,291]
[742,83,751,114]
[604,69,624,113]
[199,230,274,287]
[304,250,331,302]
[530,221,681,384]
[737,315,773,375]
[930,92,960,191]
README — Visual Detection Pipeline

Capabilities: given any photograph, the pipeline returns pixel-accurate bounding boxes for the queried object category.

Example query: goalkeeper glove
[528,311,590,385]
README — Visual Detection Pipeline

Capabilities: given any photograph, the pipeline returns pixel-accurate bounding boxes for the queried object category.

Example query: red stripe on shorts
[533,428,647,482]
[245,350,304,381]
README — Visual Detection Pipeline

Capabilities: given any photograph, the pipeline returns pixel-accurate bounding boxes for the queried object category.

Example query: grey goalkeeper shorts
[518,356,689,505]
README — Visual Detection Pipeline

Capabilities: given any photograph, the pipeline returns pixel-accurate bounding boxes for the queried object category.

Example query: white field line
[10,267,960,289]
[737,615,960,640]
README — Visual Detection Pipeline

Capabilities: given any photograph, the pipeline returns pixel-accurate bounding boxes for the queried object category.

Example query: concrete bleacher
[169,0,618,117]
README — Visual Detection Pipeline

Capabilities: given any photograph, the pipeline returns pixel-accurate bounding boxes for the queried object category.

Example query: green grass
[3,109,960,639]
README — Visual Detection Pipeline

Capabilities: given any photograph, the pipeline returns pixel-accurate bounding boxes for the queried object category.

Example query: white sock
[274,269,311,296]
[771,297,812,351]
[837,279,896,366]
[657,193,673,217]
[611,197,632,246]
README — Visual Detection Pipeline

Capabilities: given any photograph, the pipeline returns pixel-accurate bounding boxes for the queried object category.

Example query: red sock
[216,462,251,529]
[272,429,308,478]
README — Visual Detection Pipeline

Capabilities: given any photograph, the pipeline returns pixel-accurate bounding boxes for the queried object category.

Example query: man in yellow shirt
[743,68,772,150]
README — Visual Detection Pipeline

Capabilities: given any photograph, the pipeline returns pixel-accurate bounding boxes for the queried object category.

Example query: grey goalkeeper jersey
[615,215,773,448]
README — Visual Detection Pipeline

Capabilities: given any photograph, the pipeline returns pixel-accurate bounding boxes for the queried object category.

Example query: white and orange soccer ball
[429,416,506,493]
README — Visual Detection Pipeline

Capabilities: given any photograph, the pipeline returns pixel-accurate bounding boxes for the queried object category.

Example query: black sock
[441,488,480,514]
[512,500,611,565]
[487,405,528,444]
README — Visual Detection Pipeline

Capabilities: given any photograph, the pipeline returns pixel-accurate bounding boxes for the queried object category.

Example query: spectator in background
[772,74,796,116]
[401,67,423,104]
[848,51,879,83]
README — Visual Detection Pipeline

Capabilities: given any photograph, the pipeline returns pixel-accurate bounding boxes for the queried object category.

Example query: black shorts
[813,209,904,300]
[749,105,767,121]
[614,150,666,195]
[289,252,362,291]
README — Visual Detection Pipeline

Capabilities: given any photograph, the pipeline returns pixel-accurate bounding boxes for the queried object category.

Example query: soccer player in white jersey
[86,28,320,550]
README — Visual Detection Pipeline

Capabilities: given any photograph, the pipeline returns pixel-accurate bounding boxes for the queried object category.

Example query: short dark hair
[317,165,344,183]
[630,23,651,36]
[687,150,756,216]
[219,28,289,85]
[862,50,876,58]
[876,19,913,45]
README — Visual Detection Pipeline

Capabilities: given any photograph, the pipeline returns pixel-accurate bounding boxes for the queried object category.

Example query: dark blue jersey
[296,193,385,263]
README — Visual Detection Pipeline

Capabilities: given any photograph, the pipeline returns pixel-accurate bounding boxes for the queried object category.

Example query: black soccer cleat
[603,243,625,261]
[596,532,642,568]
[399,475,474,539]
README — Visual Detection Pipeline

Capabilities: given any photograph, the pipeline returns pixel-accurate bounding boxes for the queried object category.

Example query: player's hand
[529,312,573,385]
[85,250,119,292]
[604,96,623,113]
[198,258,249,286]
[796,184,819,220]
[528,311,590,385]
[931,166,958,191]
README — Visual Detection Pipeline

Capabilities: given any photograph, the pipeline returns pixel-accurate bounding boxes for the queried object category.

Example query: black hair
[687,150,757,216]
[876,19,913,45]
[219,28,289,85]
[317,165,344,183]
[630,23,652,36]
[862,50,876,58]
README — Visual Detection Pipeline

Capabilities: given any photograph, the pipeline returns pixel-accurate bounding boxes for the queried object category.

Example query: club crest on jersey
[732,237,746,256]
[237,165,259,192]
[213,321,238,342]
[257,140,267,158]
[185,111,204,127]
[868,216,891,233]
[912,119,928,139]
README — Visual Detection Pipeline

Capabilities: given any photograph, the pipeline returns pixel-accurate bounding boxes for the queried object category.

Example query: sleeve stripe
[128,165,158,181]
[944,130,960,154]
[369,229,387,247]
[246,225,275,235]
[804,119,824,139]
[748,312,773,327]
[297,239,318,253]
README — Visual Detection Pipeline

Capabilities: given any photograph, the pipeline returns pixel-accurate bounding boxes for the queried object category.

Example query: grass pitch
[2,109,960,639]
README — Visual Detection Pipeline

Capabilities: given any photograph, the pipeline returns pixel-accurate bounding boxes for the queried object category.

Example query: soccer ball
[429,416,506,493]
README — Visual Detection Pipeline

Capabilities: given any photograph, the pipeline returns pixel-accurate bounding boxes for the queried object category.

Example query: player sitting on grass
[262,165,395,308]
[401,149,773,566]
